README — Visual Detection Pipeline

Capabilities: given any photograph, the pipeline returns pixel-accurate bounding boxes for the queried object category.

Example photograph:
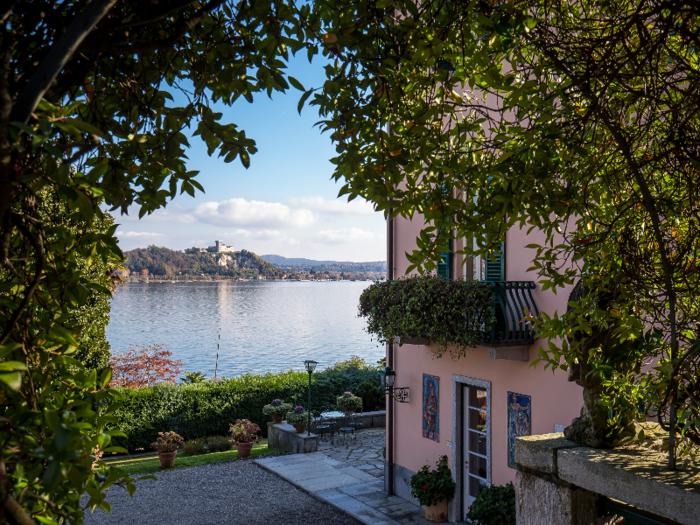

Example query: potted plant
[285,405,309,433]
[337,392,363,415]
[409,455,456,522]
[229,419,261,458]
[262,398,293,424]
[466,482,516,525]
[150,431,185,469]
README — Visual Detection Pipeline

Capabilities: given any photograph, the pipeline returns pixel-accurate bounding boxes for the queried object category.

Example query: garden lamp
[304,360,318,436]
[380,366,396,388]
[379,366,408,403]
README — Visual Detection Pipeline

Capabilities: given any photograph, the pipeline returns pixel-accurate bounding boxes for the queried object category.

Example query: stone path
[317,428,386,478]
[255,430,429,525]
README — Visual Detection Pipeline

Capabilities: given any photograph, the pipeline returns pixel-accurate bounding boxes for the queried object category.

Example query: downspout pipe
[385,120,395,496]
[387,205,394,496]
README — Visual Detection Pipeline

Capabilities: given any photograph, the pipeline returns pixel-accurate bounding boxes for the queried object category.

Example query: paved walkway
[317,428,386,478]
[255,430,429,525]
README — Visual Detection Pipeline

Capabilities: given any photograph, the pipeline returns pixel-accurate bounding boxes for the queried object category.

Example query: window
[437,239,453,280]
[464,385,489,501]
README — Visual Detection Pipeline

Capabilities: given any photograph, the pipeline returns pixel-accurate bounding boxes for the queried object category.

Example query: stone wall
[514,433,698,525]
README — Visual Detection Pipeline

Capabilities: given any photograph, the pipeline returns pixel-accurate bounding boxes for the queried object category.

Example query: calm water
[106,281,383,377]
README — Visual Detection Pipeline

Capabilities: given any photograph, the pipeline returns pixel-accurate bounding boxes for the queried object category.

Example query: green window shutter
[437,250,452,280]
[485,242,505,282]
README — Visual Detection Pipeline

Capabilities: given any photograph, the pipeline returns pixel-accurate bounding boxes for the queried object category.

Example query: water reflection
[106,281,382,377]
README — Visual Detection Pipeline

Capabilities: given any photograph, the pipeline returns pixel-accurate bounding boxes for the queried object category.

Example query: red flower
[423,484,428,490]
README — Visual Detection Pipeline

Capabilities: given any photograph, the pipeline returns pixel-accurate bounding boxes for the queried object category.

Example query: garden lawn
[101,440,283,475]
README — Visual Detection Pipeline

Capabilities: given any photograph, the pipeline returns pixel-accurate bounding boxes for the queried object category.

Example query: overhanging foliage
[358,276,494,359]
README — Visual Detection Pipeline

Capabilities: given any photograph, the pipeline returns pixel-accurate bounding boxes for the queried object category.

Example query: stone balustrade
[515,432,699,525]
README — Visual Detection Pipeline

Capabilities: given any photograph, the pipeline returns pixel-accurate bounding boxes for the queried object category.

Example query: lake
[106,281,383,378]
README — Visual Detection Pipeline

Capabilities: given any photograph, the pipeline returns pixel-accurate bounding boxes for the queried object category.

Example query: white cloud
[223,229,299,244]
[192,198,315,228]
[290,197,376,216]
[118,231,165,238]
[316,228,380,244]
[115,204,196,224]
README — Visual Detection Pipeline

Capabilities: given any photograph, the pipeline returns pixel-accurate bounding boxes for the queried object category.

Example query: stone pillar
[515,471,621,525]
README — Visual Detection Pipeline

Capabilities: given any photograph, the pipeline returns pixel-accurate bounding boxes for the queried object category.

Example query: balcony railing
[480,281,539,346]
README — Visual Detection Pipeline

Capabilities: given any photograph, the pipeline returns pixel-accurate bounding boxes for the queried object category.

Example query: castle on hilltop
[197,240,235,253]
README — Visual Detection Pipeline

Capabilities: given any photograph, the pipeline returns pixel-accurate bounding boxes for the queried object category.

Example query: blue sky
[115,54,387,262]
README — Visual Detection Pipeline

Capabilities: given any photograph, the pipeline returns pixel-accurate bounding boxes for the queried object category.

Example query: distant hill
[123,246,282,278]
[261,254,386,273]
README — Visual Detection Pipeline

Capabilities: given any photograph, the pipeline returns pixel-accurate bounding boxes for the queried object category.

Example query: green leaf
[0,372,22,390]
[0,361,27,372]
[297,89,313,115]
[288,76,305,91]
[64,118,111,141]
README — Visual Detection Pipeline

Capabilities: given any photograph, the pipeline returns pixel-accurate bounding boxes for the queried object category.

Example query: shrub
[183,439,207,456]
[409,455,456,507]
[466,482,516,525]
[337,393,363,411]
[182,436,232,456]
[206,435,232,453]
[109,358,380,452]
[355,380,385,411]
[285,406,308,426]
[358,276,494,358]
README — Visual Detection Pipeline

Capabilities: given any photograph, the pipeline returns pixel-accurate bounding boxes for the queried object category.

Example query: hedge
[109,358,382,452]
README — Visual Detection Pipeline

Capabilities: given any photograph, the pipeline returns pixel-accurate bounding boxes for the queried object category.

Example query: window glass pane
[470,453,487,479]
[468,408,487,432]
[469,431,487,456]
[469,475,488,497]
[469,388,487,410]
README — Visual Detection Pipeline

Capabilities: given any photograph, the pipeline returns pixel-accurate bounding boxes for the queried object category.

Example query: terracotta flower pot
[425,499,448,522]
[293,424,307,433]
[158,450,177,469]
[236,441,254,458]
[271,413,284,424]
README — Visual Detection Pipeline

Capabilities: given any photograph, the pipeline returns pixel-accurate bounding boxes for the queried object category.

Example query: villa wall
[388,212,584,517]
[392,343,582,486]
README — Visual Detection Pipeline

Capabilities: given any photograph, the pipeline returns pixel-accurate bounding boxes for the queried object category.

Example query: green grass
[101,440,284,476]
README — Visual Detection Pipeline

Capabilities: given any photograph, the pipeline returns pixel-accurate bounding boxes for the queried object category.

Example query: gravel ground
[83,460,361,525]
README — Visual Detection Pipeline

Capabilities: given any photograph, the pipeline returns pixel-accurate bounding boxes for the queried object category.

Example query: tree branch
[9,0,117,125]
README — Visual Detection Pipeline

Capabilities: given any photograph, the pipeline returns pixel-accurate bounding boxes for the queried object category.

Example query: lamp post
[304,360,318,436]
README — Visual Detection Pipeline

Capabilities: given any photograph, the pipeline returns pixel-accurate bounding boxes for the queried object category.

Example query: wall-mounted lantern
[379,366,409,403]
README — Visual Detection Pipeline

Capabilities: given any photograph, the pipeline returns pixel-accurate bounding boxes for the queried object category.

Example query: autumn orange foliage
[109,343,183,388]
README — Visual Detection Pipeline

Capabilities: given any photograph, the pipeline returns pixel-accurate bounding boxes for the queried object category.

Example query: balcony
[480,281,539,360]
[358,276,539,361]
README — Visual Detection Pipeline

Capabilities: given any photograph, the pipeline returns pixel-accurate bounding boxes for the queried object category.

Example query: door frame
[452,374,492,521]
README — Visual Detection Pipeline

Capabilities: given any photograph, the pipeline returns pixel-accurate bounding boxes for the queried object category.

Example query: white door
[462,384,490,512]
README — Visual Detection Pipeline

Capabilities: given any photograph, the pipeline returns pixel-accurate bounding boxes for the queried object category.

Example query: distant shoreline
[121,278,377,283]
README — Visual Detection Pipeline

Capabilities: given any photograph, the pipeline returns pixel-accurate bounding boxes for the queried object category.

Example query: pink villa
[383,214,584,522]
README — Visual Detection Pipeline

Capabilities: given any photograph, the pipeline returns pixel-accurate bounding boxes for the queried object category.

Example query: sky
[114,54,387,262]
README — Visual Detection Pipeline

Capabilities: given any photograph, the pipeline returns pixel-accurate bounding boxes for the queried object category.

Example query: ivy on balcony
[358,276,494,359]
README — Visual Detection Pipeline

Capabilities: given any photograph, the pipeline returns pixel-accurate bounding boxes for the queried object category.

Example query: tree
[308,0,700,465]
[38,189,122,371]
[109,344,183,388]
[0,1,314,522]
